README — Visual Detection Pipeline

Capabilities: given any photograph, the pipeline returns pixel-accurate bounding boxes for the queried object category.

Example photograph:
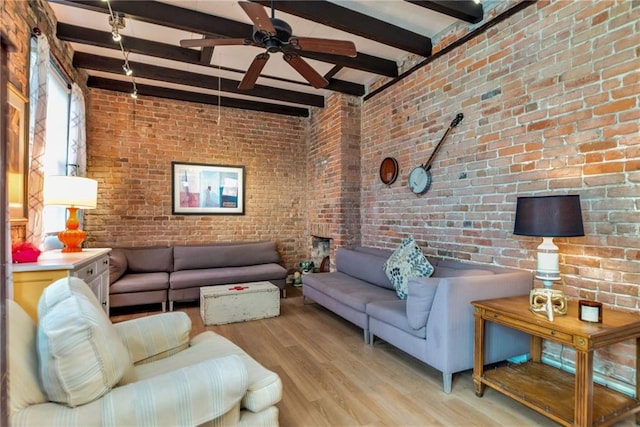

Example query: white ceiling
[48,0,483,116]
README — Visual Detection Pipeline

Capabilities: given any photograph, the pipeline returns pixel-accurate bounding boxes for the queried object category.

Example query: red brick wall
[361,0,639,389]
[85,90,308,268]
[308,92,361,264]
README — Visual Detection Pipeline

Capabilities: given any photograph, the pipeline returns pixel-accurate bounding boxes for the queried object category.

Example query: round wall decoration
[379,157,399,185]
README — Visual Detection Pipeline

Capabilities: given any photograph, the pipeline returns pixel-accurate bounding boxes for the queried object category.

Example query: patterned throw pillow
[383,236,434,299]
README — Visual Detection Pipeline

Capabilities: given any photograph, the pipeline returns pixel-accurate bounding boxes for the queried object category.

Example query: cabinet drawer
[96,255,109,275]
[74,262,99,282]
[484,309,574,344]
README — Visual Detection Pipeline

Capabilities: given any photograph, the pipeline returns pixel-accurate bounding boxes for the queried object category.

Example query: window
[29,37,73,235]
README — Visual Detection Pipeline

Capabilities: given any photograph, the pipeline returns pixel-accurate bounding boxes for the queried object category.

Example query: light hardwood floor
[111,287,635,427]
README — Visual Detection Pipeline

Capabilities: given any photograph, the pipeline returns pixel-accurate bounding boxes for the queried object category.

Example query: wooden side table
[472,295,640,427]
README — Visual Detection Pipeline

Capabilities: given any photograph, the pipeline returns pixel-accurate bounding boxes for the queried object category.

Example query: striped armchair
[8,277,282,426]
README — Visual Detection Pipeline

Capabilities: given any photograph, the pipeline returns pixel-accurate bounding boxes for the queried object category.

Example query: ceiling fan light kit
[180,1,357,90]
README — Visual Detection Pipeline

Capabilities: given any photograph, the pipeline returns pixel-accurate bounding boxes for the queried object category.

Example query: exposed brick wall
[85,90,308,269]
[361,1,639,389]
[308,92,361,265]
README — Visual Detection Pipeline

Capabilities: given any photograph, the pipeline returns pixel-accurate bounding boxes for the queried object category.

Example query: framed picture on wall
[7,83,28,222]
[171,161,245,215]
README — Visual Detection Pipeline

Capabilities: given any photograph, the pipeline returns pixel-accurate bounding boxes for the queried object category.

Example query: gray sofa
[109,241,288,311]
[302,246,533,393]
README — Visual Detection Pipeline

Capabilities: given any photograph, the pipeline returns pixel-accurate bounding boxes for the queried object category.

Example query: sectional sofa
[302,246,533,393]
[109,241,288,311]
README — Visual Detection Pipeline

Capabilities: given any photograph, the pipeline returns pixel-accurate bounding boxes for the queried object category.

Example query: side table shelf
[482,361,637,426]
[472,295,640,427]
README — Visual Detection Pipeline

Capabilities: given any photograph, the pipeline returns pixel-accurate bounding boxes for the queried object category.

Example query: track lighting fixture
[105,1,138,100]
[109,12,125,42]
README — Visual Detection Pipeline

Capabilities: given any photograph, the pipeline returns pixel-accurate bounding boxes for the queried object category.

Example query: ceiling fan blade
[290,37,357,58]
[239,1,276,36]
[238,52,270,90]
[283,53,329,89]
[180,38,250,48]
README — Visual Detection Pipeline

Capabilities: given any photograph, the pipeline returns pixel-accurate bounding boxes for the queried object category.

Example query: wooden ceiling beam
[404,1,483,24]
[73,52,326,107]
[51,0,398,77]
[324,65,343,81]
[50,0,249,37]
[57,23,365,96]
[88,76,310,117]
[254,0,432,57]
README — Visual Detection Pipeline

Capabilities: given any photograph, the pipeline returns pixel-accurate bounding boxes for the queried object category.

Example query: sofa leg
[169,300,174,312]
[443,373,452,394]
[161,301,167,312]
[368,332,374,346]
[364,329,370,344]
[282,287,287,299]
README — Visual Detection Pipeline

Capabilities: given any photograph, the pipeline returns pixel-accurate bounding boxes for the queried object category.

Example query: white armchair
[8,277,282,426]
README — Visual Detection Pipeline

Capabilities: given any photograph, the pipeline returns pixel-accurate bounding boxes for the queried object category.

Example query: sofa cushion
[366,299,426,339]
[134,330,282,413]
[335,248,393,290]
[170,264,287,290]
[383,236,434,299]
[125,246,173,273]
[109,248,128,284]
[37,277,135,407]
[109,272,170,294]
[432,266,495,278]
[173,242,280,271]
[303,272,396,312]
[406,278,439,329]
[354,246,393,258]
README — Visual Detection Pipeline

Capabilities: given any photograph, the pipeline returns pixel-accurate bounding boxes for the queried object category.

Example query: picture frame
[578,300,603,323]
[7,83,28,222]
[171,161,245,215]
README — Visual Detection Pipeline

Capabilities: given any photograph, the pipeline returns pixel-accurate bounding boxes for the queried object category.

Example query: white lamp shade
[43,176,98,209]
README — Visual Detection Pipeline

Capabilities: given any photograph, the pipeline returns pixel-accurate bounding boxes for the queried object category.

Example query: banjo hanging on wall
[408,113,464,195]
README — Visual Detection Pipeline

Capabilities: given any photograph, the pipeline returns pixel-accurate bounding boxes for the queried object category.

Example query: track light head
[109,12,125,42]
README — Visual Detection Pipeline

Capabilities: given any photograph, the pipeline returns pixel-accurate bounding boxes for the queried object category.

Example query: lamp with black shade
[513,194,584,320]
[43,176,98,253]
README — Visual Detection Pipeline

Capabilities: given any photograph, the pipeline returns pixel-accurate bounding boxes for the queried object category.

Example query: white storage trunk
[200,281,280,326]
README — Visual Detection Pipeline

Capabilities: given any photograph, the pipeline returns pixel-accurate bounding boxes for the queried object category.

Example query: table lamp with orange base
[43,176,97,253]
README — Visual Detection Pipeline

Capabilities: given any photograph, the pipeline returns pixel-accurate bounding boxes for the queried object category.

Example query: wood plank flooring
[110,287,635,427]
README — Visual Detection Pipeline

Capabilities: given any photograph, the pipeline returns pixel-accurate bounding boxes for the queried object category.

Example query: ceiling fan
[180,1,357,90]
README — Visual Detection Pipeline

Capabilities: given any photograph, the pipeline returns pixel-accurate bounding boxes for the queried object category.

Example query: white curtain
[26,34,50,246]
[68,83,86,176]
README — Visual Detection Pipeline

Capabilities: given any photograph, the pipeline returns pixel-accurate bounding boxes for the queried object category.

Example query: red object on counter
[11,242,41,263]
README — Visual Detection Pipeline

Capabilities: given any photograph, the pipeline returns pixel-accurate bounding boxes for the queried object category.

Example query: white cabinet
[12,248,111,321]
